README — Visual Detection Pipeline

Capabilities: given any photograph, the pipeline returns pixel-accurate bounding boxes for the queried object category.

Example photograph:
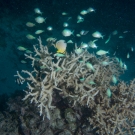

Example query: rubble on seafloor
[0,91,94,135]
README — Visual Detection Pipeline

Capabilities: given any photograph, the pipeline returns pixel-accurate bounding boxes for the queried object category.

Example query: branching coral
[15,37,135,134]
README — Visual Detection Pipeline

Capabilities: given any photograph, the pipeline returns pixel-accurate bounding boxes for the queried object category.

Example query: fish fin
[57,50,61,53]
[57,50,66,54]
[72,30,74,36]
[62,50,66,54]
[102,35,105,39]
[93,39,98,43]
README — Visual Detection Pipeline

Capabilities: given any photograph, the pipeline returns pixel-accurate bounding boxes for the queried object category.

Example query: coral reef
[13,37,135,134]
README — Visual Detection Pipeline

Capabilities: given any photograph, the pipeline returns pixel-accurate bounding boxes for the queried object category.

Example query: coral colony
[14,37,135,134]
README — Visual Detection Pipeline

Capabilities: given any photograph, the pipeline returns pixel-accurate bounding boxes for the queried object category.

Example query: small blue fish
[107,88,112,98]
[112,75,117,84]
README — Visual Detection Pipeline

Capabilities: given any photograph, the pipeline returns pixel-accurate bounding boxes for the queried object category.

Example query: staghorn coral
[15,37,135,134]
[88,79,135,135]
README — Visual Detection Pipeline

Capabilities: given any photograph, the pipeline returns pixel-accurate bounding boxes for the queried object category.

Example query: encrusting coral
[15,37,135,134]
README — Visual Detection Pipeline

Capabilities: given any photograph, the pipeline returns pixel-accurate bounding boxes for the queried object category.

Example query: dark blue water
[0,0,135,94]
